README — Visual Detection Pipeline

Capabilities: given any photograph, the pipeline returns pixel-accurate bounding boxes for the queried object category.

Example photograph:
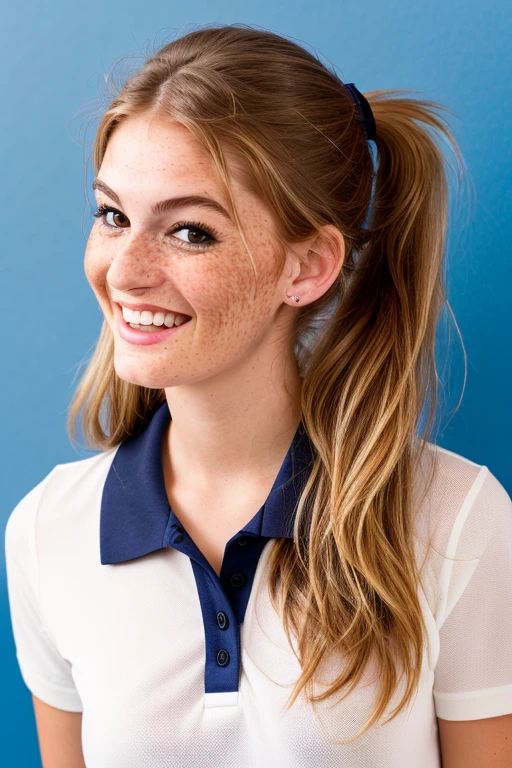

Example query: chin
[114,356,206,389]
[112,361,175,390]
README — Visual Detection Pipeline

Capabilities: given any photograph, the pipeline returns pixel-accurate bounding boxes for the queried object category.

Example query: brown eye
[168,220,219,250]
[189,229,205,244]
[92,205,129,229]
[173,226,209,245]
[105,210,129,228]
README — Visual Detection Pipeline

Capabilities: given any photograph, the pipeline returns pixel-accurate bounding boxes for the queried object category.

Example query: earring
[289,295,300,302]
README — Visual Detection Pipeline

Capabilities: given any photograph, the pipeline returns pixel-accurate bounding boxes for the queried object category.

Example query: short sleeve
[433,465,512,720]
[4,467,84,712]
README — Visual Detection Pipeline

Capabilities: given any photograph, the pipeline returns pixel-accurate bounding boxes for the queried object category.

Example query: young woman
[5,23,512,768]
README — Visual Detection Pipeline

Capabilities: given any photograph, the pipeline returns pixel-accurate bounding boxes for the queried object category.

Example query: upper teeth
[121,306,189,327]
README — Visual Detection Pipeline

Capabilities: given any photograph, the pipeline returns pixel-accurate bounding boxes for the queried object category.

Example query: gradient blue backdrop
[1,1,510,762]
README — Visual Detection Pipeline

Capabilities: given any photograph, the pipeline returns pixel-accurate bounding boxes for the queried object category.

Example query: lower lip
[115,305,192,346]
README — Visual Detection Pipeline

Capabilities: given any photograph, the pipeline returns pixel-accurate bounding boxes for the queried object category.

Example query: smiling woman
[83,111,291,392]
[4,22,512,768]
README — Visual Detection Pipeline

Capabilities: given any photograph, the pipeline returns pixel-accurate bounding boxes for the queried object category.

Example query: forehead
[99,112,234,205]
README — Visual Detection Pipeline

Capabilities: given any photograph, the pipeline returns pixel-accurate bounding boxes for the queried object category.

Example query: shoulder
[412,440,509,533]
[412,441,511,622]
[39,447,120,503]
[5,448,119,562]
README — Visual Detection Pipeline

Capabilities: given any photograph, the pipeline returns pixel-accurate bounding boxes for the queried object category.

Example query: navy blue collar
[100,400,316,564]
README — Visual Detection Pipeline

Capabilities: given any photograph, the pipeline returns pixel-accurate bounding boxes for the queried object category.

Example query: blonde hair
[68,23,467,743]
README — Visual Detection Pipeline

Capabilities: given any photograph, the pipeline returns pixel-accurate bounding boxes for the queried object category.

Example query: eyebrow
[91,178,232,222]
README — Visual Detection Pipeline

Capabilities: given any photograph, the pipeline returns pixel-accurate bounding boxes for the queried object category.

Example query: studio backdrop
[1,1,510,764]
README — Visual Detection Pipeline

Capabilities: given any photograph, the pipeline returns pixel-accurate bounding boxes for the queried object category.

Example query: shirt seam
[435,463,489,630]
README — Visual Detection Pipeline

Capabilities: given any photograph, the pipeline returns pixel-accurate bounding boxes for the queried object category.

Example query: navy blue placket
[164,517,270,703]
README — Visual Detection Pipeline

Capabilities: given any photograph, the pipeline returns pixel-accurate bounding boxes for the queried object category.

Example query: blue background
[1,1,510,762]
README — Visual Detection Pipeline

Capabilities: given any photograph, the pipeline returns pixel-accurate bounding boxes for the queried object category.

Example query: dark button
[216,649,230,667]
[237,536,249,547]
[216,611,229,630]
[174,533,184,543]
[229,572,246,589]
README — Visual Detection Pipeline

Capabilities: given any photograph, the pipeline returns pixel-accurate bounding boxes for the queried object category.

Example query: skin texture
[437,714,512,767]
[32,696,86,768]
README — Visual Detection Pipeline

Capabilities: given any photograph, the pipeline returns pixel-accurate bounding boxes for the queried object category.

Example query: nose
[106,237,168,298]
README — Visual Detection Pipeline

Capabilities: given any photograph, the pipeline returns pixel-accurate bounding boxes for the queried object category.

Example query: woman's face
[85,111,300,390]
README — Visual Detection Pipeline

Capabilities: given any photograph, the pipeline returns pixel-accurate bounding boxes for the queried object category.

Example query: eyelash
[92,204,219,250]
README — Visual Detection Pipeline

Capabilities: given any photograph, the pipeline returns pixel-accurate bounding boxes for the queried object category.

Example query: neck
[161,352,303,493]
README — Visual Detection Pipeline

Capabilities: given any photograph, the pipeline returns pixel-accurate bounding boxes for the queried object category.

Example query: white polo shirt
[5,400,512,767]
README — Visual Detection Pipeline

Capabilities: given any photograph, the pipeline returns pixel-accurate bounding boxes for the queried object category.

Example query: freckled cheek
[185,265,252,330]
[187,257,277,339]
[84,236,114,306]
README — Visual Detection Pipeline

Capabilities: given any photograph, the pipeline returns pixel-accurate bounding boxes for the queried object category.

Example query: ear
[284,224,345,307]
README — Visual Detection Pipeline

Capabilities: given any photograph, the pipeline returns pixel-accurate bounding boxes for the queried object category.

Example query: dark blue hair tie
[344,83,376,142]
